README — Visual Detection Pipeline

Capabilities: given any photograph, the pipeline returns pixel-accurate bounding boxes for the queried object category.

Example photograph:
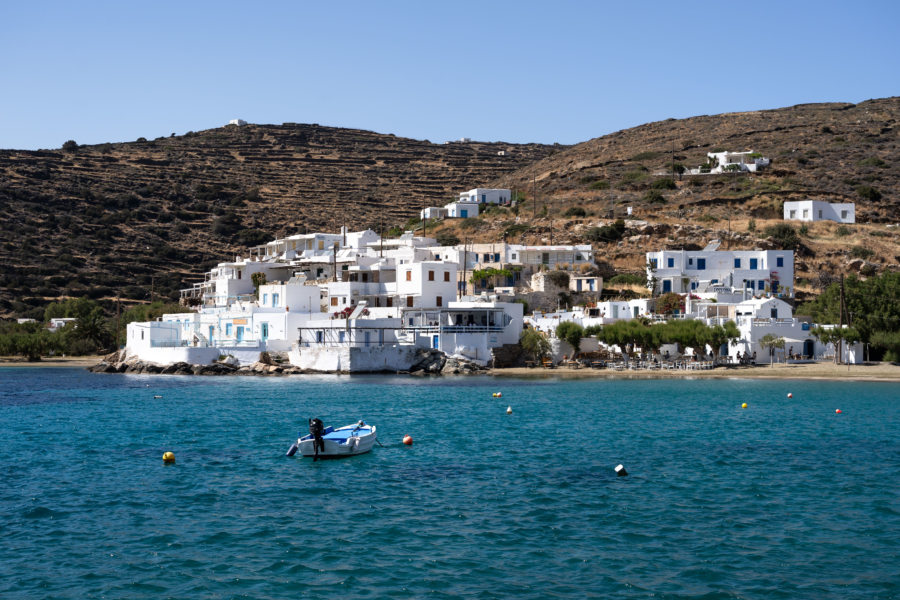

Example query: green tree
[62,140,78,152]
[520,329,550,361]
[758,333,785,366]
[251,272,267,297]
[556,321,584,356]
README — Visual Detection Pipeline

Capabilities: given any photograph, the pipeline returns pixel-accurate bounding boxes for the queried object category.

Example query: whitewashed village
[100,180,866,375]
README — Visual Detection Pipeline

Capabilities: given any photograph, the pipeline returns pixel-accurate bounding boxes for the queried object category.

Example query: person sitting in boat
[309,418,326,453]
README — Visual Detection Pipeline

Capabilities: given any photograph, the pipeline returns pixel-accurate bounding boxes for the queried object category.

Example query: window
[237,270,241,280]
[307,240,313,249]
[818,210,823,218]
[272,293,279,307]
[406,271,412,282]
[511,254,517,261]
[386,297,393,307]
[331,297,338,306]
[436,296,443,307]
[841,210,848,219]
[690,281,697,290]
[494,253,500,262]
[649,258,658,269]
[749,258,758,270]
[407,296,414,307]
[444,272,450,282]
[802,209,809,219]
[771,308,778,319]
[688,258,693,266]
[734,258,741,268]
[697,258,706,270]
[428,270,434,281]
[776,256,784,267]
[262,293,268,305]
[789,210,796,219]
[667,257,674,268]
[226,323,233,336]
[318,240,324,250]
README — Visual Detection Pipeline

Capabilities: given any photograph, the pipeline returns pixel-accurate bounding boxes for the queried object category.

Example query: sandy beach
[0,356,103,368]
[492,361,900,382]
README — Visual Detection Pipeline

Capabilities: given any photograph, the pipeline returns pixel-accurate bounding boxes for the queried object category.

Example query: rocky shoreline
[87,349,488,376]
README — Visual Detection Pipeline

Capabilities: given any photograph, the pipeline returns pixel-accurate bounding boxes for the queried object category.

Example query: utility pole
[379,212,384,258]
[150,275,155,304]
[461,237,468,300]
[838,273,845,365]
[671,139,676,180]
[532,172,536,220]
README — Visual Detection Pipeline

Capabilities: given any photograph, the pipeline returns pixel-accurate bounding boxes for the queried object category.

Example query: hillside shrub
[608,273,645,286]
[850,246,874,260]
[763,223,801,249]
[504,223,531,238]
[563,206,586,217]
[585,219,626,243]
[643,190,665,204]
[589,179,610,190]
[856,185,882,201]
[835,226,851,237]
[651,178,677,190]
[62,140,78,152]
[435,231,460,246]
[857,157,886,168]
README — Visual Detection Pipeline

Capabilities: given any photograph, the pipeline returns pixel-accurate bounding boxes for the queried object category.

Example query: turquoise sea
[1,368,897,599]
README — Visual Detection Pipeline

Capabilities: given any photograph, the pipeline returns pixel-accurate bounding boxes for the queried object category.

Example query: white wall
[784,200,855,224]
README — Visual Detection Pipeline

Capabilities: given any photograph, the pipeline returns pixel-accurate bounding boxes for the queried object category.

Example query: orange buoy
[787,393,793,398]
[836,409,842,414]
[402,434,413,445]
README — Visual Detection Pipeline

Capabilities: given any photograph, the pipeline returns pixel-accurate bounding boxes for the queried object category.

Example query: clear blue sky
[2,0,898,150]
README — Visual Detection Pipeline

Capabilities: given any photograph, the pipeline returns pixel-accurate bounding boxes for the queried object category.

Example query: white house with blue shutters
[444,201,480,218]
[646,247,794,298]
[458,188,511,205]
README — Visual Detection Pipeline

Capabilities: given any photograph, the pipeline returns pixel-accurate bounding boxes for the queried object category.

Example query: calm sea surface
[1,368,897,599]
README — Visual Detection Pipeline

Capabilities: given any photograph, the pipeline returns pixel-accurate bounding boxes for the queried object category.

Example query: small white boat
[286,419,377,460]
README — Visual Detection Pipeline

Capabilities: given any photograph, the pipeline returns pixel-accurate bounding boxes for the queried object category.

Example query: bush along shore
[87,349,488,376]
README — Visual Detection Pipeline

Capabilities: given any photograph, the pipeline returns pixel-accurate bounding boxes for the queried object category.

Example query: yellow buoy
[741,403,748,409]
[162,451,175,463]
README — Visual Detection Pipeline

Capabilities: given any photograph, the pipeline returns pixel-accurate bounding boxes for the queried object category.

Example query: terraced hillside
[425,97,899,300]
[0,125,559,315]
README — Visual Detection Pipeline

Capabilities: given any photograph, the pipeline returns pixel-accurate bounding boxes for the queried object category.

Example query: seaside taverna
[121,186,862,373]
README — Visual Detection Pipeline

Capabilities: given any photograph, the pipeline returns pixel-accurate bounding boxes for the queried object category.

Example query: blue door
[208,325,214,343]
[364,331,371,347]
[749,258,758,270]
[236,326,244,342]
[261,322,269,342]
[662,280,672,293]
[432,335,440,349]
[460,209,468,218]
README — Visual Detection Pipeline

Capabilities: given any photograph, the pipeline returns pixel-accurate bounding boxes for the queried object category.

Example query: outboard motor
[309,418,326,460]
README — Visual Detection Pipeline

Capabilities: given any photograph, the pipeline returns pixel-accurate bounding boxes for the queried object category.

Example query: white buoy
[506,406,512,415]
[615,464,628,477]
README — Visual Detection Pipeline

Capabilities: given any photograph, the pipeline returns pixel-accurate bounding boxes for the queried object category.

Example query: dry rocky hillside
[428,97,899,302]
[1,98,898,316]
[0,125,558,315]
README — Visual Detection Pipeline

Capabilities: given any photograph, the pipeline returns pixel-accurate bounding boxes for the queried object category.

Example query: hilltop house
[784,200,855,224]
[689,151,770,174]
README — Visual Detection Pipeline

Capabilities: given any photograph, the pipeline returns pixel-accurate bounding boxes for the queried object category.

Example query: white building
[444,201,479,219]
[420,206,448,220]
[647,247,795,298]
[458,188,511,205]
[706,151,770,173]
[784,200,855,224]
[228,119,248,126]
